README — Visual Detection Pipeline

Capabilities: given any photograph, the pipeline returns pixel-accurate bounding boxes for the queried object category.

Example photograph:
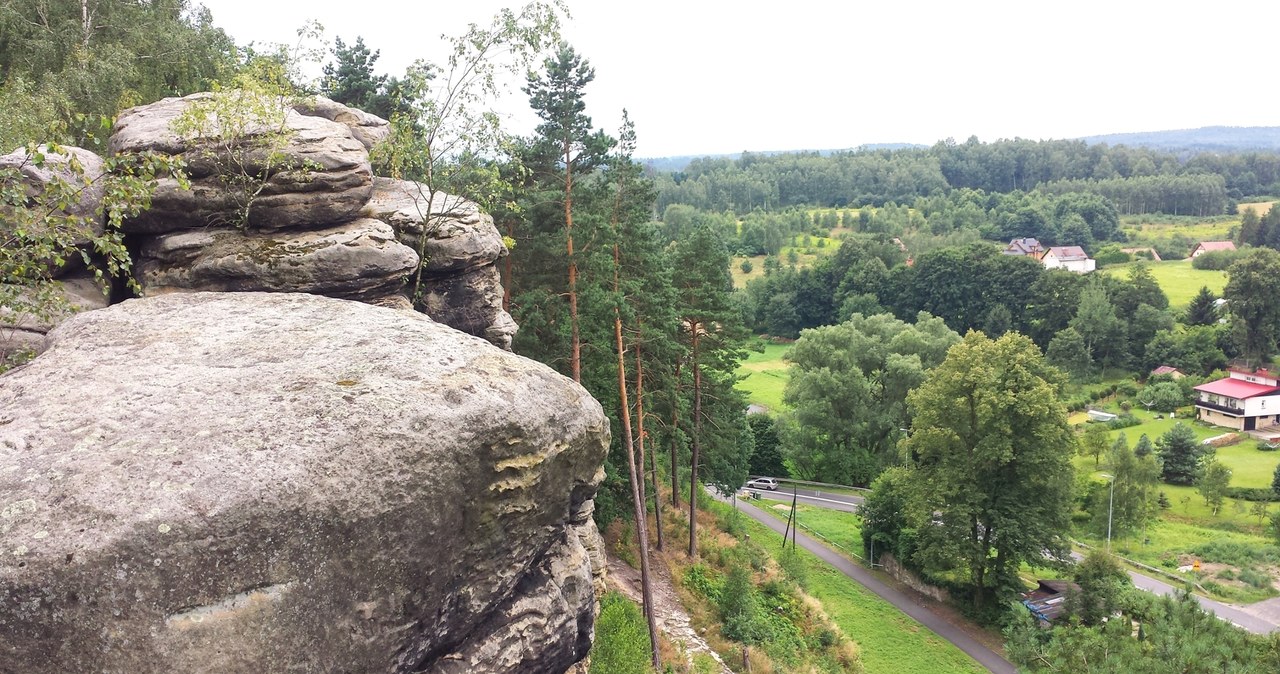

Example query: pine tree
[321,36,387,114]
[1157,423,1202,486]
[523,43,614,383]
[671,223,746,559]
[1184,286,1219,327]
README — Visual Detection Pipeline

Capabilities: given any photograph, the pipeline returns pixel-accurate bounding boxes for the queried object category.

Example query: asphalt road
[747,486,863,513]
[761,489,1280,635]
[735,499,1017,674]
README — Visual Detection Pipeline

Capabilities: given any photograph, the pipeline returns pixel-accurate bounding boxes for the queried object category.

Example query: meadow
[1101,259,1227,307]
[737,342,791,412]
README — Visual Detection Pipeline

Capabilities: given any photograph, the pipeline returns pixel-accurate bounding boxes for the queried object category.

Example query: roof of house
[1151,366,1183,376]
[1194,241,1237,253]
[1194,377,1280,399]
[1041,246,1090,261]
[1003,238,1043,255]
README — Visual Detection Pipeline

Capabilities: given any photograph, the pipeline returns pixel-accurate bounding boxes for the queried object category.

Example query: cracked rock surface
[0,292,607,674]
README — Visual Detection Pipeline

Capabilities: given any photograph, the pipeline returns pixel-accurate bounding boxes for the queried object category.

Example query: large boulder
[136,218,418,302]
[0,273,109,360]
[109,93,374,233]
[362,177,515,348]
[0,292,608,674]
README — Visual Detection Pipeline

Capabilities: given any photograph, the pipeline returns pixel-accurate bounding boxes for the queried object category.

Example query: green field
[1101,259,1227,308]
[724,503,986,674]
[737,342,791,411]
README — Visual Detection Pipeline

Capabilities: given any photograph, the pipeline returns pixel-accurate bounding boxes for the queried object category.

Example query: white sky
[198,0,1280,158]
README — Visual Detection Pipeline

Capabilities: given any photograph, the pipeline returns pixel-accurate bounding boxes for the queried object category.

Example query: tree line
[652,135,1279,218]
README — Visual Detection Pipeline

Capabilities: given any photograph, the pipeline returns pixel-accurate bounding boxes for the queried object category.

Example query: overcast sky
[198,0,1279,158]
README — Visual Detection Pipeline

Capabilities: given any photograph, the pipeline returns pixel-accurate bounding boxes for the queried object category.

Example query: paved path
[735,499,1016,674]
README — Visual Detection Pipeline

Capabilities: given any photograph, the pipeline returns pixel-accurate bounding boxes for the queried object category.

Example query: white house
[1193,367,1280,431]
[1039,246,1096,273]
[1190,241,1236,258]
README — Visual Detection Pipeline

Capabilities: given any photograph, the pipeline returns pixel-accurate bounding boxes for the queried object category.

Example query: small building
[1122,247,1162,262]
[1003,237,1044,257]
[1193,367,1280,431]
[1022,580,1080,625]
[1190,241,1237,258]
[1150,365,1185,379]
[1039,246,1096,273]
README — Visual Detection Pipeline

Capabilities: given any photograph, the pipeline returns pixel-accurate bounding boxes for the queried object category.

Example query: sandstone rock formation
[292,96,391,151]
[136,218,418,302]
[362,177,516,349]
[99,93,518,349]
[0,145,106,275]
[109,92,373,233]
[0,273,109,359]
[0,292,606,673]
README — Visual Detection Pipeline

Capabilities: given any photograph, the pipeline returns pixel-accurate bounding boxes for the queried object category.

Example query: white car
[745,477,779,491]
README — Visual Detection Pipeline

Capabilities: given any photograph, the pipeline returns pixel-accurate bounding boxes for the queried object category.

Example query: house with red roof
[1039,246,1096,273]
[1190,241,1236,258]
[1193,367,1280,431]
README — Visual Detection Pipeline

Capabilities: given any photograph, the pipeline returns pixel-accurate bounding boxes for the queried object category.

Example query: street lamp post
[1100,473,1115,552]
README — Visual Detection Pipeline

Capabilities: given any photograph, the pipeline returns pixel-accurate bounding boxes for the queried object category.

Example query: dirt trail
[606,553,732,674]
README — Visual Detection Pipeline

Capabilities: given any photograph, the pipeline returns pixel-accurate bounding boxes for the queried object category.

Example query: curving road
[734,498,1017,674]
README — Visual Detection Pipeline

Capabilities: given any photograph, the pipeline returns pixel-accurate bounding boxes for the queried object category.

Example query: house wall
[1245,395,1280,417]
[1197,406,1245,430]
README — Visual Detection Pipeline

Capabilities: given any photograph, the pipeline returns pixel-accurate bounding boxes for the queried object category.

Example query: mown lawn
[737,342,791,411]
[1101,259,1228,308]
[729,504,987,674]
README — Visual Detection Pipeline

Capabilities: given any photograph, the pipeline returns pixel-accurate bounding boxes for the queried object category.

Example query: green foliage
[1137,381,1187,413]
[1,142,185,369]
[0,0,237,148]
[589,593,654,674]
[718,564,771,645]
[746,414,787,478]
[169,77,310,229]
[1191,247,1248,270]
[1157,423,1203,485]
[1006,590,1280,673]
[1079,423,1110,466]
[1197,459,1233,516]
[780,312,959,485]
[1046,327,1092,380]
[904,332,1075,611]
[1225,248,1280,364]
[1068,550,1132,625]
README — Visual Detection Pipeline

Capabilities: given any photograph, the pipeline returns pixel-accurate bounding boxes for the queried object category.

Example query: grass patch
[737,342,791,411]
[1100,259,1228,308]
[721,502,986,674]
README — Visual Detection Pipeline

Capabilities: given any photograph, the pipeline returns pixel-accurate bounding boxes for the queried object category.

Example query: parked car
[745,477,778,491]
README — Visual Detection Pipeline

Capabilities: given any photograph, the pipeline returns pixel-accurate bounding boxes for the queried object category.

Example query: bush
[1107,414,1142,430]
[1237,568,1272,590]
[1192,248,1247,270]
[1224,487,1278,503]
[683,563,721,602]
[589,593,653,674]
[1258,439,1280,452]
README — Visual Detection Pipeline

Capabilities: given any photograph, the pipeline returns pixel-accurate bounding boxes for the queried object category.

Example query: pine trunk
[688,326,701,559]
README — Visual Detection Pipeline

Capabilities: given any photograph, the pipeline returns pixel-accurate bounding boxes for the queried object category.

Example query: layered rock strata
[362,177,516,349]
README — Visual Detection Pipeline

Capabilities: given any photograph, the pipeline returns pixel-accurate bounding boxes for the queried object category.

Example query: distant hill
[1080,126,1280,153]
[641,143,926,173]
